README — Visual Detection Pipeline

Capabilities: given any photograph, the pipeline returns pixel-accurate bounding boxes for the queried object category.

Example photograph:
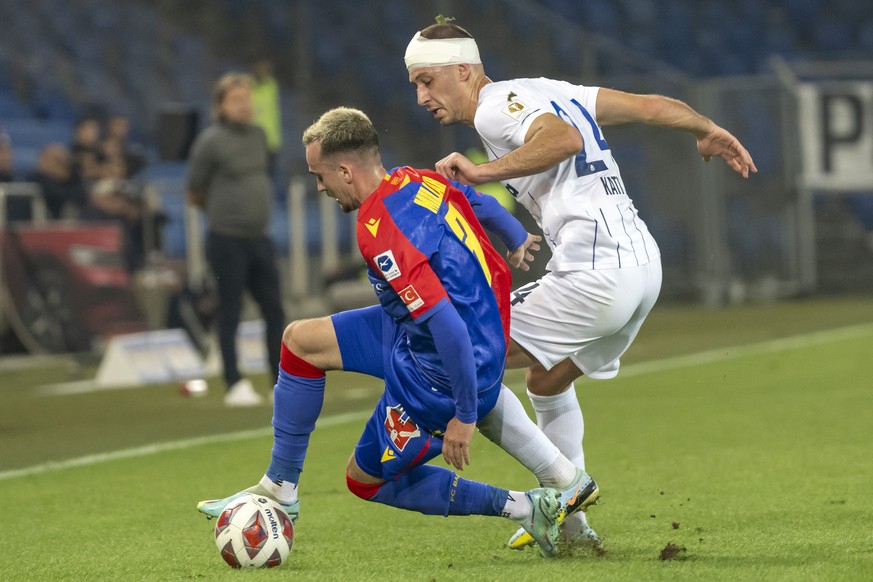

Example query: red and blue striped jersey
[356,166,513,397]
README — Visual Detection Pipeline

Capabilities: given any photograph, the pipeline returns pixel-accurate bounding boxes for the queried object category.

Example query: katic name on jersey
[600,175,626,196]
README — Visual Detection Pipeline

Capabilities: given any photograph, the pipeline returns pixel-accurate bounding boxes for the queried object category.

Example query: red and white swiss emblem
[399,285,424,312]
[384,404,421,452]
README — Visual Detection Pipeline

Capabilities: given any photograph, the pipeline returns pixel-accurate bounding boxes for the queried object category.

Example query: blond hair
[302,107,379,158]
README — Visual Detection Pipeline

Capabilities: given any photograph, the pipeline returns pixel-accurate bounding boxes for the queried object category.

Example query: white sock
[527,384,585,469]
[258,474,298,503]
[527,385,592,533]
[501,490,532,523]
[478,386,578,489]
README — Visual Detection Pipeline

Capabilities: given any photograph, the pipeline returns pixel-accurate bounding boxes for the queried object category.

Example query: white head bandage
[404,31,481,72]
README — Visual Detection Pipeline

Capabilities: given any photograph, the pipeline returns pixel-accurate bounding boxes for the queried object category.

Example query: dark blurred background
[1,0,872,355]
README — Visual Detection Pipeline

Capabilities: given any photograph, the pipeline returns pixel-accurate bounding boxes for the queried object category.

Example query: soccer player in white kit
[405,19,757,550]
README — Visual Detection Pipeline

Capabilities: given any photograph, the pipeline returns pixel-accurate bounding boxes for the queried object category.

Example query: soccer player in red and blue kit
[198,108,599,557]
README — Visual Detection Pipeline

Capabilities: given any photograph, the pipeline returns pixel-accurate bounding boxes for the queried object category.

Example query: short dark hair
[419,18,474,41]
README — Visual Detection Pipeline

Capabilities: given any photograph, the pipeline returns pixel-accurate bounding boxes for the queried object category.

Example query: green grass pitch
[1,297,872,581]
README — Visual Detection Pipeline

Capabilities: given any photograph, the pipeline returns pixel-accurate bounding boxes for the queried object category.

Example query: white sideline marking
[3,322,871,482]
[38,379,100,396]
[616,322,873,380]
[0,411,369,482]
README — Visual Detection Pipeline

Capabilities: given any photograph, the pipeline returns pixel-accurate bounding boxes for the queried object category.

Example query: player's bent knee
[346,456,384,500]
[280,320,327,378]
[283,317,338,357]
[282,319,312,353]
[346,472,382,500]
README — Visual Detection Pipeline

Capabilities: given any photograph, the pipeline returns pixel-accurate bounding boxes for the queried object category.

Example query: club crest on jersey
[399,285,424,312]
[374,250,401,281]
[384,404,420,452]
[502,100,530,122]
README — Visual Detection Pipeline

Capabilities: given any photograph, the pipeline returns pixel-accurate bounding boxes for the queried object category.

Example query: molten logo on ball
[213,493,294,568]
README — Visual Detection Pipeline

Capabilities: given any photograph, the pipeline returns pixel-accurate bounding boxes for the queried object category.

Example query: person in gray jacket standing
[187,73,285,406]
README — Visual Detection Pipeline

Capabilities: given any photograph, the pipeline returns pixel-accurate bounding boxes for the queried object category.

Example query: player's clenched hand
[507,233,542,271]
[442,416,475,470]
[435,152,483,186]
[696,124,758,179]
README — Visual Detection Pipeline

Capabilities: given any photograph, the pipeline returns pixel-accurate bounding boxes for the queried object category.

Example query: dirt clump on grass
[659,542,687,561]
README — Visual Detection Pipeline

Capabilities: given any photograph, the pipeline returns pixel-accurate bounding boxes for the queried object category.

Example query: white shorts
[509,260,662,379]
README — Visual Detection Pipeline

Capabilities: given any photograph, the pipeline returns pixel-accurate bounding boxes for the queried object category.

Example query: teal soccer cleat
[196,484,300,523]
[509,469,599,550]
[520,487,562,557]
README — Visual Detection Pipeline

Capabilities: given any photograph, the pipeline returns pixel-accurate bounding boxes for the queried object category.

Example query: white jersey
[475,78,659,272]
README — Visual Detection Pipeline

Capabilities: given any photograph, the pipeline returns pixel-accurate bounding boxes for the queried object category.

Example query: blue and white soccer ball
[214,493,294,568]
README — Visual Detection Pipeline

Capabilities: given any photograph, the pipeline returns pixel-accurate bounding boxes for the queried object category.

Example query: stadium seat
[0,91,34,118]
[2,119,72,146]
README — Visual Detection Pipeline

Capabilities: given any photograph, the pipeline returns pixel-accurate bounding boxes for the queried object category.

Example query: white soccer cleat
[224,379,264,407]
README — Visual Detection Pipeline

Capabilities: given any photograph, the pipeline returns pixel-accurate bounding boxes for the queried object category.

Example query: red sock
[280,343,325,379]
[346,472,382,500]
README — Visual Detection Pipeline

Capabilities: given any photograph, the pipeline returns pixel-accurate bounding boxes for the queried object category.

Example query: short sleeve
[475,85,549,150]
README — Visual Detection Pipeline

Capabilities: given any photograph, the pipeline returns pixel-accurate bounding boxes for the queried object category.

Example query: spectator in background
[103,114,147,178]
[70,117,104,185]
[26,144,87,219]
[250,59,282,184]
[0,132,32,222]
[187,73,285,407]
[83,154,148,271]
[0,131,13,182]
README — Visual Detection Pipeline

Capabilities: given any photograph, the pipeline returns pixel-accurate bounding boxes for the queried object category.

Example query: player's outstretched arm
[596,88,757,178]
[696,124,758,179]
[436,115,582,185]
[436,151,482,185]
[506,232,542,271]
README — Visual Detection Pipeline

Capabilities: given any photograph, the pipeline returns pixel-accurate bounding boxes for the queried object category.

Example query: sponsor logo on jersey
[391,172,412,189]
[399,285,424,312]
[384,404,421,452]
[381,446,396,463]
[502,100,529,122]
[374,250,401,281]
[364,217,380,237]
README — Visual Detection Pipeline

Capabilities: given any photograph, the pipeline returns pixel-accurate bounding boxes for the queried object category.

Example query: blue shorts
[354,391,445,481]
[331,305,390,380]
[332,306,499,480]
[332,305,460,436]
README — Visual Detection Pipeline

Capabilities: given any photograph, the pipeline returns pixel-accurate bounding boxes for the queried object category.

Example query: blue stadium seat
[2,119,72,148]
[0,91,34,118]
[11,145,41,176]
